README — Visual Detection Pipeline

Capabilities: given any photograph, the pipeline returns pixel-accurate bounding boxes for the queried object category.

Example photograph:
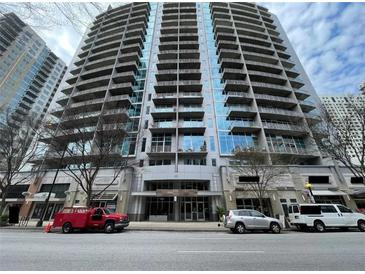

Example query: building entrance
[145,196,209,221]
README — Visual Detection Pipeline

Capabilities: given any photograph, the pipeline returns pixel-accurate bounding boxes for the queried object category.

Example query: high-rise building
[15,3,364,222]
[321,92,365,165]
[0,12,67,126]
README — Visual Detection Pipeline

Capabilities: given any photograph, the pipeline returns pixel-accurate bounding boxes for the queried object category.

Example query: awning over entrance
[312,190,347,196]
[131,191,222,197]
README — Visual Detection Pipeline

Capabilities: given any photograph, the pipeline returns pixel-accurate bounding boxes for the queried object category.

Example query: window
[146,106,150,114]
[351,177,364,184]
[320,205,337,213]
[151,134,172,152]
[209,136,215,152]
[250,210,265,217]
[141,138,146,152]
[300,205,321,215]
[183,158,206,166]
[212,159,216,166]
[182,134,206,152]
[337,205,352,213]
[139,160,144,167]
[149,159,172,166]
[308,176,330,184]
[144,120,148,129]
[239,176,259,183]
[238,210,251,216]
[148,94,151,101]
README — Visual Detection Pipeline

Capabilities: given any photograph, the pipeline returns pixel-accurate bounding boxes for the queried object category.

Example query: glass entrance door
[197,202,205,221]
[184,202,193,221]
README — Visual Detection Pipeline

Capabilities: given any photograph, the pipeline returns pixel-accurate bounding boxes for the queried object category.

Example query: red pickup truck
[53,207,129,233]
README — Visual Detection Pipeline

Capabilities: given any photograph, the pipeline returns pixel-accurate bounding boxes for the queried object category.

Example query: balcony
[154,80,202,93]
[251,81,292,96]
[228,120,260,133]
[294,88,311,100]
[248,70,287,85]
[224,80,250,92]
[178,145,207,157]
[105,95,132,108]
[227,105,256,118]
[147,146,175,158]
[224,91,253,104]
[76,76,110,91]
[262,122,307,136]
[102,108,129,123]
[56,95,69,106]
[152,92,203,105]
[151,107,177,119]
[178,121,205,134]
[72,87,106,102]
[220,58,244,69]
[68,98,104,113]
[258,106,303,121]
[179,106,205,118]
[254,94,297,108]
[150,121,176,134]
[222,68,246,81]
[99,122,128,136]
[245,60,282,74]
[156,69,201,82]
[299,99,316,112]
[109,82,134,95]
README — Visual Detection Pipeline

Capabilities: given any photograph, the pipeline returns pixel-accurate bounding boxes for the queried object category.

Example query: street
[1,230,365,271]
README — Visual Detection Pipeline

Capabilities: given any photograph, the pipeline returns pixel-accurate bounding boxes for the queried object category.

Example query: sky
[33,2,365,97]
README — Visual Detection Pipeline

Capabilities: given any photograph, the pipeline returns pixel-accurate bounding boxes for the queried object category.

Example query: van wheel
[314,220,325,232]
[235,223,246,234]
[358,220,365,232]
[270,222,281,234]
[104,222,115,233]
[62,222,72,234]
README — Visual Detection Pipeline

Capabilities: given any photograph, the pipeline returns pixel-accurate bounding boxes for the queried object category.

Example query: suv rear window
[300,205,321,215]
[320,205,337,213]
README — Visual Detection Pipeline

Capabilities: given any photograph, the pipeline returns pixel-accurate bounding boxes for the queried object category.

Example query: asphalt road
[1,229,364,271]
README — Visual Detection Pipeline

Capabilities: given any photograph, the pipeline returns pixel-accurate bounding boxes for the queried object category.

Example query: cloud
[261,2,365,96]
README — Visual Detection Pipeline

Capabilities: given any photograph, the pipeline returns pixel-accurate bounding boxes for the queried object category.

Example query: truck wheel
[235,222,246,234]
[104,222,115,233]
[314,220,325,232]
[270,222,281,234]
[358,220,365,232]
[62,222,72,234]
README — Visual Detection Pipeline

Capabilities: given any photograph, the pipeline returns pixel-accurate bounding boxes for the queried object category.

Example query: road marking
[177,250,264,254]
[186,237,243,240]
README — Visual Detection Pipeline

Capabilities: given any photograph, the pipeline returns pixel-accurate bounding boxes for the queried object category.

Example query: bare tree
[0,112,43,214]
[232,149,285,213]
[309,95,365,180]
[0,2,109,33]
[40,113,137,207]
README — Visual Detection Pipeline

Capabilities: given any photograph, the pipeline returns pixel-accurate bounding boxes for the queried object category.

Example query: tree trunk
[258,198,264,213]
[86,189,92,208]
[0,190,8,216]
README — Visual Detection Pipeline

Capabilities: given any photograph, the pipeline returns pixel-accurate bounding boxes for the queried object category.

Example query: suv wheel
[358,220,365,232]
[314,220,325,232]
[62,222,72,234]
[104,222,115,233]
[235,223,246,234]
[270,222,281,234]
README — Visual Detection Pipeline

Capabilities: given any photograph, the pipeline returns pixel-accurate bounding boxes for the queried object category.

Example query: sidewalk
[0,221,227,232]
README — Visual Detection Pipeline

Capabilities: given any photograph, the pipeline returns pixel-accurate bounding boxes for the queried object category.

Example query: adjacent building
[321,88,365,165]
[0,12,67,126]
[7,3,364,223]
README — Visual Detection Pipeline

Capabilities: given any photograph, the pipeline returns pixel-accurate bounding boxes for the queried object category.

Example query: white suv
[288,203,365,232]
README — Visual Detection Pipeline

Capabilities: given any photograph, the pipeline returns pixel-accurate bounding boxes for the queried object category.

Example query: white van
[288,203,365,232]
